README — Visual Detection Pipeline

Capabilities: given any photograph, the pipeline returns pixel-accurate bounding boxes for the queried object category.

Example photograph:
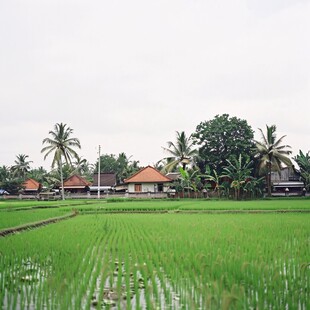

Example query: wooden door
[134,184,142,192]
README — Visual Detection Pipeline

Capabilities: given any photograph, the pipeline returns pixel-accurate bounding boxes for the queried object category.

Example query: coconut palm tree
[254,125,292,197]
[41,123,81,200]
[73,155,93,179]
[162,131,197,172]
[0,165,24,194]
[11,154,33,179]
[0,165,11,182]
[28,166,48,185]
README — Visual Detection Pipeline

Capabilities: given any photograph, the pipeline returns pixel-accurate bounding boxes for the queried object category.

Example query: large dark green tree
[95,153,140,184]
[41,123,81,200]
[95,154,118,173]
[192,114,254,174]
[254,125,292,197]
[162,131,197,172]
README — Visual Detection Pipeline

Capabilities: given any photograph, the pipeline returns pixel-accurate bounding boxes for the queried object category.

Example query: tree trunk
[267,163,272,197]
[59,157,65,200]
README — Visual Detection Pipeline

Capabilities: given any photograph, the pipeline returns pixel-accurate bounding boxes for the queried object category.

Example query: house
[61,174,91,193]
[271,166,304,195]
[124,166,172,193]
[89,173,117,193]
[22,178,42,195]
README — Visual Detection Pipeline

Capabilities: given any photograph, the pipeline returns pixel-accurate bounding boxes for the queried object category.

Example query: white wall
[127,183,170,193]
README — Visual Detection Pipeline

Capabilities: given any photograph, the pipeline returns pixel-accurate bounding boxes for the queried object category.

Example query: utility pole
[98,145,101,199]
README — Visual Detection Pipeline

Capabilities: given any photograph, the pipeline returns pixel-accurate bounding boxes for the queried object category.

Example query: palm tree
[41,123,81,200]
[254,125,292,197]
[0,165,24,194]
[162,131,197,172]
[28,166,48,185]
[73,155,93,179]
[11,154,33,179]
[0,165,12,184]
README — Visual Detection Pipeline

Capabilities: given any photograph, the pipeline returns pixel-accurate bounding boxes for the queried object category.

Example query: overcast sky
[1,0,309,170]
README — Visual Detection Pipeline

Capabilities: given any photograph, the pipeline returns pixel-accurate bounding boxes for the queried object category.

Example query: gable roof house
[22,178,42,195]
[61,174,91,193]
[271,166,304,195]
[124,166,172,194]
[89,173,117,193]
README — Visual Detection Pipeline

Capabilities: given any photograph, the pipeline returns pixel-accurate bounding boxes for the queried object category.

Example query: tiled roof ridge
[124,165,150,183]
[64,174,91,186]
[124,166,172,183]
[23,178,40,189]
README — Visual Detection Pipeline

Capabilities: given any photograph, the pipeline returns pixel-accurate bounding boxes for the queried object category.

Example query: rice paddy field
[0,198,309,309]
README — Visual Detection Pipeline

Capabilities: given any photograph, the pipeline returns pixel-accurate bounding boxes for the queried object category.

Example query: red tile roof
[63,174,91,187]
[124,166,172,183]
[23,178,41,190]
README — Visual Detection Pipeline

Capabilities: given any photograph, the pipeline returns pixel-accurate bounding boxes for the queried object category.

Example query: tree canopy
[192,114,254,174]
[95,153,140,184]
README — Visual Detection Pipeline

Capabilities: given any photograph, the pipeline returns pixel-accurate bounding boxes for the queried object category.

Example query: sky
[1,0,309,170]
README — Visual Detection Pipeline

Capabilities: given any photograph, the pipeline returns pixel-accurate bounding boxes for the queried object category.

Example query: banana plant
[294,150,310,191]
[200,165,223,198]
[179,167,200,198]
[222,154,253,200]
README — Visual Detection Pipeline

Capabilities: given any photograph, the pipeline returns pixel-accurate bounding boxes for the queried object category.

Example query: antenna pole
[98,145,101,199]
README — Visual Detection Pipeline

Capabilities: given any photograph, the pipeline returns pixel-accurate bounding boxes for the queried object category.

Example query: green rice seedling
[0,208,72,230]
[1,211,309,309]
